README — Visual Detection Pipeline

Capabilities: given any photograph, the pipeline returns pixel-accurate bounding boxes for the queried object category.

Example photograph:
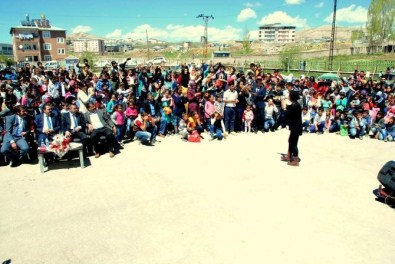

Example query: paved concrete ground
[0,130,394,264]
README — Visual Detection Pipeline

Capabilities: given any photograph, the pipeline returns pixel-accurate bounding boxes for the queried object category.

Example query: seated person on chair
[83,102,118,158]
[35,103,60,144]
[61,103,87,155]
[1,105,33,167]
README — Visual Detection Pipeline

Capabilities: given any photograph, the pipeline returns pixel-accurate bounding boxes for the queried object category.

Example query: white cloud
[105,29,123,39]
[71,25,92,34]
[285,0,304,5]
[315,2,324,8]
[118,24,241,42]
[237,8,257,22]
[324,5,367,23]
[244,2,262,7]
[258,11,309,28]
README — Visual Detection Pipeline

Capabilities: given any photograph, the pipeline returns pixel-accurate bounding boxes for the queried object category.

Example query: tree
[279,45,301,72]
[366,0,395,44]
[0,55,15,67]
[242,27,252,55]
[351,28,364,43]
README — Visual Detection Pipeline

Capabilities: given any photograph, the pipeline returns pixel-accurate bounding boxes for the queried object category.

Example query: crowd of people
[0,58,394,168]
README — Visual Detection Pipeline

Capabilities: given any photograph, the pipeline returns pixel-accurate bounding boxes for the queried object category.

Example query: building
[258,23,296,43]
[0,43,13,57]
[10,14,67,63]
[73,39,105,54]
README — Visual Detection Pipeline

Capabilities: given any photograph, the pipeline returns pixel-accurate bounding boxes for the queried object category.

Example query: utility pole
[146,29,150,60]
[328,0,337,71]
[196,14,214,60]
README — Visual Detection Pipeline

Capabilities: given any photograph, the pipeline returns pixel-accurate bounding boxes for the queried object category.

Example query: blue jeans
[379,129,395,141]
[210,125,223,140]
[264,118,275,130]
[125,117,136,136]
[159,118,167,135]
[329,121,340,133]
[224,107,236,132]
[302,121,310,132]
[135,131,151,144]
[309,122,325,133]
[350,126,365,137]
[115,124,124,142]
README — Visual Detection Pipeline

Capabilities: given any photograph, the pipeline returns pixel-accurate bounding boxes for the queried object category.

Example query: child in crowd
[124,100,138,138]
[204,94,215,131]
[324,109,331,131]
[349,110,366,139]
[210,112,226,140]
[362,110,371,135]
[301,106,310,132]
[329,109,342,133]
[242,104,255,132]
[214,95,224,116]
[179,113,189,140]
[111,104,126,146]
[309,106,325,133]
[369,111,385,139]
[379,116,395,142]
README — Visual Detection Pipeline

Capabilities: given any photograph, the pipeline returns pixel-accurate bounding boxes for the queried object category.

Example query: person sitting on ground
[83,102,118,158]
[369,111,385,139]
[379,116,395,142]
[142,93,167,137]
[187,111,204,136]
[210,112,226,141]
[349,110,366,139]
[263,99,277,132]
[178,113,189,140]
[301,106,310,133]
[309,106,325,133]
[329,109,342,133]
[132,112,157,146]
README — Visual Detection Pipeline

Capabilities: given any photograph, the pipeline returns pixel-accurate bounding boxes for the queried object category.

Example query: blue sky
[0,0,371,43]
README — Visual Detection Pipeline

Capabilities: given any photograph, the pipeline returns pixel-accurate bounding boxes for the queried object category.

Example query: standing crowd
[0,59,394,168]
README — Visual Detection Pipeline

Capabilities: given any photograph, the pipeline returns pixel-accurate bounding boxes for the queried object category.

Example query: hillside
[295,25,359,42]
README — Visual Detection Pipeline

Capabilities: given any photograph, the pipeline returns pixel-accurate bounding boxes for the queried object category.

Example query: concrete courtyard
[0,130,394,264]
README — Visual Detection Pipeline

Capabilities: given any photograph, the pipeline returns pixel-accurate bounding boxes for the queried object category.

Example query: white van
[43,61,59,69]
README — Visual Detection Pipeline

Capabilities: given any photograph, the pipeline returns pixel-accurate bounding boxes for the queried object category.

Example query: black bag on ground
[377,161,395,191]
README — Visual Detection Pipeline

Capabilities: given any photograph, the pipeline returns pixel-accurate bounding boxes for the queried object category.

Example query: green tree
[351,28,364,43]
[78,51,97,68]
[0,55,15,67]
[366,0,395,44]
[242,27,252,55]
[279,45,301,72]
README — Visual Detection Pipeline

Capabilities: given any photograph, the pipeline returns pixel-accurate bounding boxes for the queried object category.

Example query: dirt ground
[0,129,394,264]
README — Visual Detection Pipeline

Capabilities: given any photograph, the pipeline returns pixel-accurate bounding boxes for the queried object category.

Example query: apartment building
[258,24,296,43]
[73,39,105,54]
[10,15,67,63]
[0,43,13,57]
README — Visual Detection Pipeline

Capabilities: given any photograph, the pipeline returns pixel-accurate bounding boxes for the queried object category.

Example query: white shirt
[223,89,238,108]
[89,112,104,129]
[69,112,77,129]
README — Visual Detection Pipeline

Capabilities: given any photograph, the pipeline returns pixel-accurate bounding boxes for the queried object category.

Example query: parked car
[93,60,111,68]
[43,61,59,69]
[147,56,166,65]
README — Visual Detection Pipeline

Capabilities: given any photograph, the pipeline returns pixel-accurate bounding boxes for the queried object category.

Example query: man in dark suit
[1,105,32,167]
[83,102,118,158]
[252,77,267,132]
[61,103,87,155]
[34,103,60,144]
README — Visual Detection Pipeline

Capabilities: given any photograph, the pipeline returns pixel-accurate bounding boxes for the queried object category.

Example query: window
[58,48,65,55]
[42,31,51,38]
[44,55,52,61]
[57,37,64,43]
[25,56,33,62]
[43,43,52,50]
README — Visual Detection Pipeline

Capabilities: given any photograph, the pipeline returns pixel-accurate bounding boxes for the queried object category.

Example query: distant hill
[67,32,107,41]
[295,25,359,42]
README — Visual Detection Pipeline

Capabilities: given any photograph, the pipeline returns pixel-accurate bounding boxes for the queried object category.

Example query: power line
[196,14,214,59]
[328,0,337,71]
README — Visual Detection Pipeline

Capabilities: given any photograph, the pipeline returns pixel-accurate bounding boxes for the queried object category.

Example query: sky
[0,0,371,44]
